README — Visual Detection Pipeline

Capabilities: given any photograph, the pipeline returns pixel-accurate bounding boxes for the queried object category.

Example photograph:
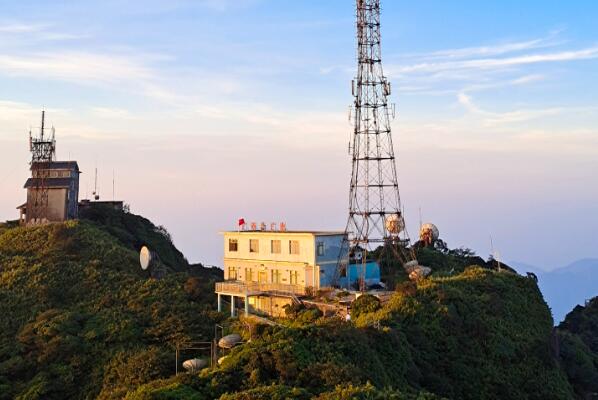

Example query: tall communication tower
[29,110,56,223]
[340,0,413,289]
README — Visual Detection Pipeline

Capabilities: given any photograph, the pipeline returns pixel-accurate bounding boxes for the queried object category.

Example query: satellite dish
[385,213,405,234]
[140,246,152,270]
[139,246,166,279]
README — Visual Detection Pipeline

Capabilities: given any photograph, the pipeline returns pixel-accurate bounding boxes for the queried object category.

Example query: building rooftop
[221,230,345,236]
[31,161,80,171]
[23,177,73,189]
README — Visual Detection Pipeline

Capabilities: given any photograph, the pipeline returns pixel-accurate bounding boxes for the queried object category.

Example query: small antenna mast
[40,110,45,141]
[112,169,115,201]
[93,167,100,201]
[490,235,502,272]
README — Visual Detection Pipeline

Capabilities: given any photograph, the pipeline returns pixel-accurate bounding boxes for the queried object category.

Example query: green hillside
[0,211,594,399]
[127,267,574,400]
[557,297,598,398]
[0,217,223,399]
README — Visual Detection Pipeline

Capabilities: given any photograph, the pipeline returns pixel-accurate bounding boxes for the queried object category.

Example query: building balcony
[215,280,307,297]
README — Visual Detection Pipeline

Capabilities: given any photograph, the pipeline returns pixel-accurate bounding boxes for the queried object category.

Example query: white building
[215,226,381,317]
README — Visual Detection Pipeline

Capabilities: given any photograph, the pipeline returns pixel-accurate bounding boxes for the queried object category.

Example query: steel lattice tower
[340,0,412,289]
[29,111,56,223]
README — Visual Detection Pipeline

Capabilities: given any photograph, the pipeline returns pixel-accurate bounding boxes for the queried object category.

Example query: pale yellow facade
[223,231,319,289]
[215,230,345,317]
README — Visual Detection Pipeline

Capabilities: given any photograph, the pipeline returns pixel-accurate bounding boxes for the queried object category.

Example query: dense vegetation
[557,297,598,398]
[78,205,189,272]
[128,267,574,400]
[0,216,223,399]
[1,211,596,399]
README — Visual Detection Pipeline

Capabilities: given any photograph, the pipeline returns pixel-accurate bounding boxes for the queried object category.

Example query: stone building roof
[30,161,80,171]
[23,178,73,189]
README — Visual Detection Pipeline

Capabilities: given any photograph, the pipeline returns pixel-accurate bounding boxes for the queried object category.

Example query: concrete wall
[222,232,364,290]
[223,259,310,287]
[338,261,381,289]
[223,231,318,287]
[26,188,67,222]
[248,295,292,317]
[224,231,316,266]
[315,234,345,265]
[67,172,80,219]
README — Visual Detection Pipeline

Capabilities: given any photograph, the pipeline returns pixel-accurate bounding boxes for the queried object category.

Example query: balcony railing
[215,281,307,296]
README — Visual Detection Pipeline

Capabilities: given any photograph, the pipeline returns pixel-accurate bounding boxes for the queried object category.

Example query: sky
[1,0,597,270]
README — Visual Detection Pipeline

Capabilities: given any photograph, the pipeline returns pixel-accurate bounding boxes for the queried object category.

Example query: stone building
[18,161,80,225]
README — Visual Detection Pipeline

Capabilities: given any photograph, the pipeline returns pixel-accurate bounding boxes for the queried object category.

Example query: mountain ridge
[511,258,598,323]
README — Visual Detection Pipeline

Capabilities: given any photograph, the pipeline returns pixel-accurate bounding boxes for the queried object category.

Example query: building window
[289,270,298,285]
[271,269,281,283]
[258,270,267,283]
[228,239,238,252]
[249,239,259,253]
[244,268,254,282]
[317,242,325,256]
[271,240,281,254]
[227,266,237,280]
[289,240,300,255]
[340,265,347,278]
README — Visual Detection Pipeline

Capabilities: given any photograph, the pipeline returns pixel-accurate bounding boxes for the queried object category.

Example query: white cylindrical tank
[218,333,242,349]
[182,358,208,372]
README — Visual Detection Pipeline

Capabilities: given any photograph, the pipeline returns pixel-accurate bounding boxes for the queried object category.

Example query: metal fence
[215,281,307,296]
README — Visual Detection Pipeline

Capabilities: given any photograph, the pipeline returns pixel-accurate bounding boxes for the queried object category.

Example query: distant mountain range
[511,258,598,323]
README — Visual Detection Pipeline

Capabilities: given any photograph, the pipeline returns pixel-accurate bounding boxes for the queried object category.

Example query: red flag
[238,218,245,226]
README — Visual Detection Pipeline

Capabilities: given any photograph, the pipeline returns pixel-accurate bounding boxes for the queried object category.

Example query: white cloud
[457,92,571,126]
[395,46,598,75]
[0,52,154,84]
[0,23,47,33]
[402,37,559,60]
[0,21,86,42]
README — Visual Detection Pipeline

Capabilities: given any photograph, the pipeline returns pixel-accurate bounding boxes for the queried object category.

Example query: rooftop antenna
[112,169,115,201]
[490,235,502,272]
[28,110,57,223]
[336,0,416,290]
[93,167,100,201]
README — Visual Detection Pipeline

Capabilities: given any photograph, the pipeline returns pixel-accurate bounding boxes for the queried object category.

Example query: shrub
[351,294,381,319]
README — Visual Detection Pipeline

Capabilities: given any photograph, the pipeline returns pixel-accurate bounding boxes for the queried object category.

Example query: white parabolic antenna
[140,246,152,270]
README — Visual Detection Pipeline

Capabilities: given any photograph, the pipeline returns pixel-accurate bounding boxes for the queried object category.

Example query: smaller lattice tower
[28,110,56,223]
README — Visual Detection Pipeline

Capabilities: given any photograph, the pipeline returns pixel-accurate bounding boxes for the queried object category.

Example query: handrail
[216,281,306,296]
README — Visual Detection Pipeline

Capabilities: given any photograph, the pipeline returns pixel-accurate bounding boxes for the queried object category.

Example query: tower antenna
[337,0,415,290]
[93,167,100,201]
[29,110,56,223]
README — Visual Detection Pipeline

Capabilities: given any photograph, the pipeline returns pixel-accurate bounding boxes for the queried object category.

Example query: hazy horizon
[1,1,597,270]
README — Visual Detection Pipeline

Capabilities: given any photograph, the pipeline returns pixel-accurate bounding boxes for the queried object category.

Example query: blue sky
[1,0,597,269]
